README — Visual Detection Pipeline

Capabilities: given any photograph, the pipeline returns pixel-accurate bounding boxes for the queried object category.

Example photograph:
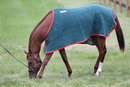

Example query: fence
[99,0,130,17]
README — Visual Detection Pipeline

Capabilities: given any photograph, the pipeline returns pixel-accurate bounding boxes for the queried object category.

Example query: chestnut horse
[24,10,125,79]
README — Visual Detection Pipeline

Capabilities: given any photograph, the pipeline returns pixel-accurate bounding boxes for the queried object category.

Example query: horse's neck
[29,11,53,55]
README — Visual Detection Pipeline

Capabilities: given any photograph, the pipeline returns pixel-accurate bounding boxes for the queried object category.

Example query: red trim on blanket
[43,10,54,40]
[43,10,54,54]
[43,41,46,54]
[43,8,117,55]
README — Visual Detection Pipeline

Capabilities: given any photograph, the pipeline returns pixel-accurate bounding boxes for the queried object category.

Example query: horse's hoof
[68,73,72,77]
[95,72,99,76]
[37,75,42,79]
[95,69,101,76]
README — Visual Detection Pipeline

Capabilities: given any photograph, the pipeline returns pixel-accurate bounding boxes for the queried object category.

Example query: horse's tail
[115,16,125,52]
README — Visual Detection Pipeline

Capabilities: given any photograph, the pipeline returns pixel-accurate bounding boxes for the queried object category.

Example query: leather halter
[28,54,42,72]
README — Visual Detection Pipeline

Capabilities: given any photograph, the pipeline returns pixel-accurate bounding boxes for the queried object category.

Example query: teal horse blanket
[43,4,117,54]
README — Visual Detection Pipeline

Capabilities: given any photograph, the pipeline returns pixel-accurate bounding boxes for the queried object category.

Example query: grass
[0,0,130,87]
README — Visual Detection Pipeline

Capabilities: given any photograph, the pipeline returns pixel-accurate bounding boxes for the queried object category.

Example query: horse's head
[24,50,42,79]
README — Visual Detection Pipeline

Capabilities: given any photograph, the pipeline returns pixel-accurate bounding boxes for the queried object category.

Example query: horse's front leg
[59,48,72,77]
[37,53,53,79]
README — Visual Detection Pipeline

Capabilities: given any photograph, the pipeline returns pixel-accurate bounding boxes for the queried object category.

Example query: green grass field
[0,0,130,87]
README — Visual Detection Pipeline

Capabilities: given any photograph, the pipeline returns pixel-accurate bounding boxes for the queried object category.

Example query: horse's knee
[104,48,107,54]
[100,49,106,55]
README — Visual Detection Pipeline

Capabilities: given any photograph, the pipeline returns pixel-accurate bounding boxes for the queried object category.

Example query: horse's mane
[29,10,52,52]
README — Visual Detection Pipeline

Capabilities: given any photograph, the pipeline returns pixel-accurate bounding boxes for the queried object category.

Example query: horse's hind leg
[59,48,72,77]
[92,36,107,76]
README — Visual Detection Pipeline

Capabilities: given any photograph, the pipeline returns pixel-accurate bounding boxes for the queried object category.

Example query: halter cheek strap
[31,54,40,63]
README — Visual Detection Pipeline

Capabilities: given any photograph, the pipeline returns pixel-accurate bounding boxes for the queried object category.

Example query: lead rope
[0,43,28,68]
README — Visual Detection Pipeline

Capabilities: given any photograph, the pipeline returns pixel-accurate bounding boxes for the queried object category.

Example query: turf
[0,0,130,87]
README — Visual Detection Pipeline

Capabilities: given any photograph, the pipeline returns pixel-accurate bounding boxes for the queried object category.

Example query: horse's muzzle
[29,74,37,79]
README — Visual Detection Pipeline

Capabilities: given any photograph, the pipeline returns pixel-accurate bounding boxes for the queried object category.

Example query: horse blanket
[43,4,117,54]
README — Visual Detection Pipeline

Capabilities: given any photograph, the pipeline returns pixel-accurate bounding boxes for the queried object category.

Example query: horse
[24,5,125,79]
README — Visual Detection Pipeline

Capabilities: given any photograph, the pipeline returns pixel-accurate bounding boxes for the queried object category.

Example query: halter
[28,54,42,72]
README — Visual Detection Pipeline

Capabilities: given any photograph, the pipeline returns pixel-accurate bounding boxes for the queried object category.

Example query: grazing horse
[24,4,125,79]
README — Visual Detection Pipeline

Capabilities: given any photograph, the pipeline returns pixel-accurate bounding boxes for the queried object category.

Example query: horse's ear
[24,50,28,54]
